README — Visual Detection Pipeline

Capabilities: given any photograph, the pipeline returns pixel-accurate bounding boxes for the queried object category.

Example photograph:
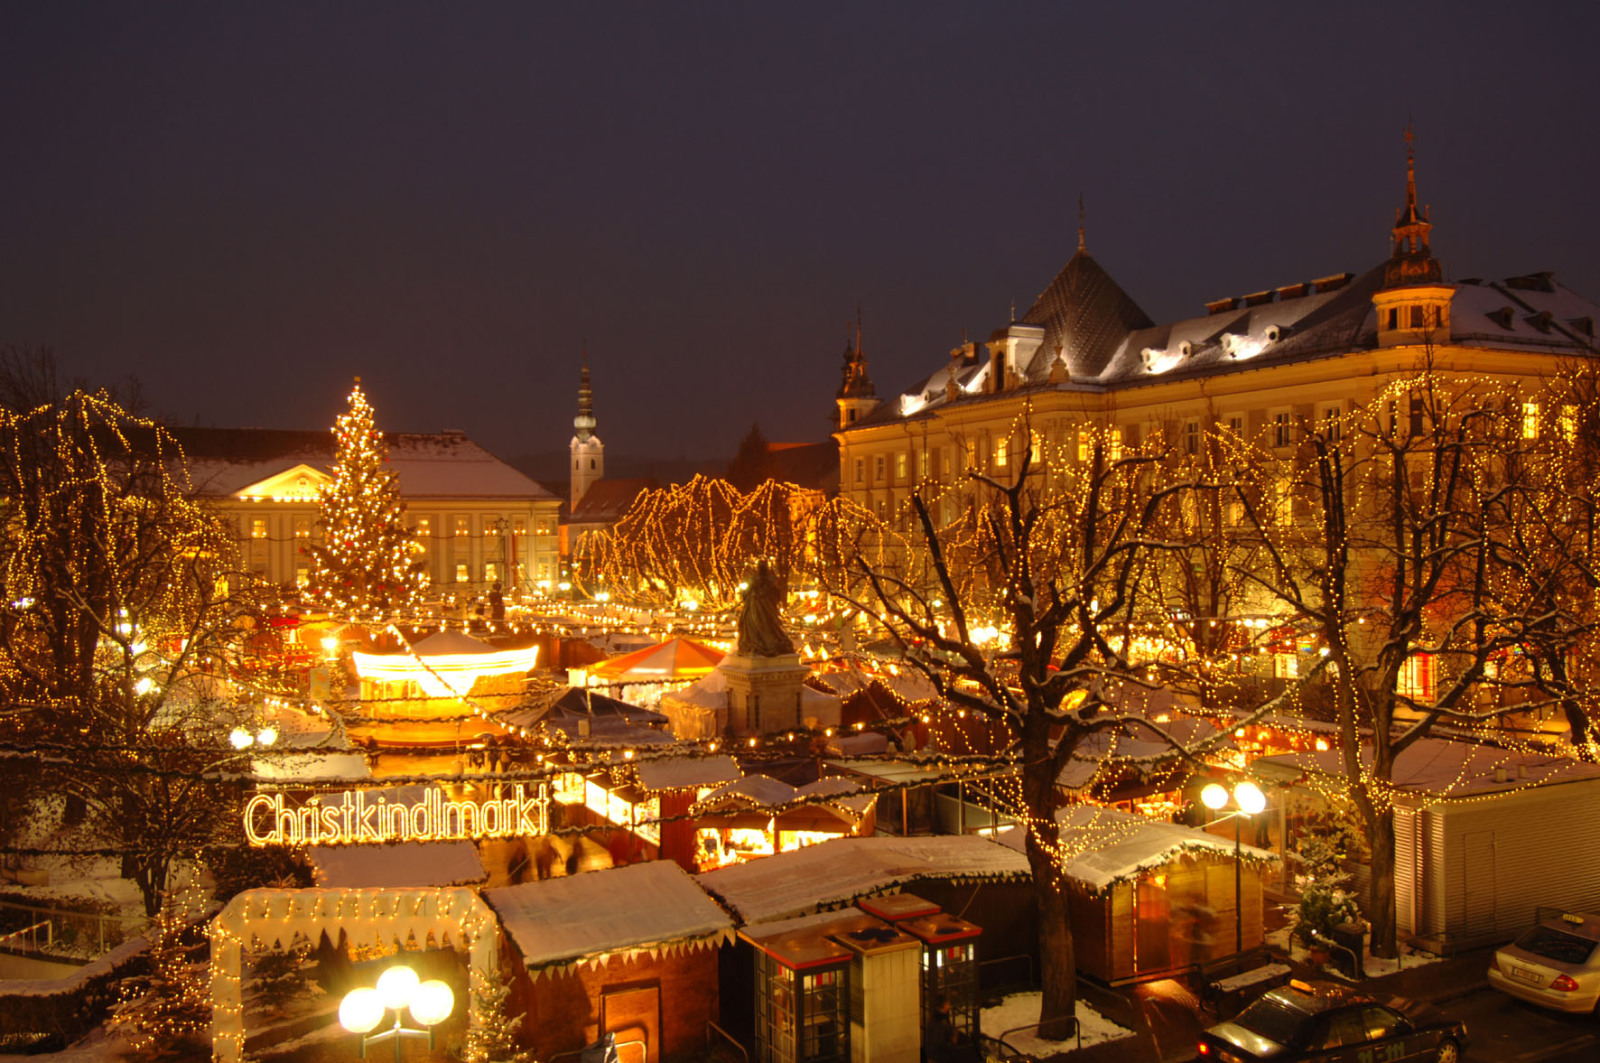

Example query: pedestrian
[489,581,505,621]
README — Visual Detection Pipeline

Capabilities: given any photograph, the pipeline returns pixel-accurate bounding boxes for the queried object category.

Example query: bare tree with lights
[306,378,426,619]
[832,418,1321,1036]
[1232,366,1600,958]
[0,351,269,915]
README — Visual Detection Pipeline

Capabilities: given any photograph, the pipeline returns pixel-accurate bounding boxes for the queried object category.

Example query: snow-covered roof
[409,630,498,656]
[1255,736,1600,800]
[699,775,806,809]
[997,805,1273,892]
[485,861,733,976]
[309,841,486,888]
[170,427,555,501]
[695,834,1029,925]
[250,751,371,782]
[634,755,742,792]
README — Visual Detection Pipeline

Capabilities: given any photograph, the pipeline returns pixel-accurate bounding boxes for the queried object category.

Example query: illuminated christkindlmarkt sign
[243,784,549,846]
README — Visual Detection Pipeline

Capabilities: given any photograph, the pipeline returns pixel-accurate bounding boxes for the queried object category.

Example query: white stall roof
[696,834,1028,924]
[309,841,486,888]
[999,805,1273,892]
[1255,736,1600,799]
[485,861,734,975]
[635,755,742,792]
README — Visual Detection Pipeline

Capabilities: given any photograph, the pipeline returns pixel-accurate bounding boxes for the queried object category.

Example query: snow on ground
[1266,920,1448,980]
[981,991,1134,1055]
[0,1025,131,1063]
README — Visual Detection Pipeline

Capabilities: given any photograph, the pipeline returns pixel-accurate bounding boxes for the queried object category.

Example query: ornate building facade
[834,152,1599,528]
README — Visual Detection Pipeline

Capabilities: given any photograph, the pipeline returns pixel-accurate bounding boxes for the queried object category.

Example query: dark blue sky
[3,2,1598,462]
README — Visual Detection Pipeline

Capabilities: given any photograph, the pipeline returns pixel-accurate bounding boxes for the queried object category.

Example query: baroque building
[834,150,1599,530]
[176,426,561,593]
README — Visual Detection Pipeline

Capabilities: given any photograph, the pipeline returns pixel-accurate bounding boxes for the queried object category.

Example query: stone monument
[720,560,810,734]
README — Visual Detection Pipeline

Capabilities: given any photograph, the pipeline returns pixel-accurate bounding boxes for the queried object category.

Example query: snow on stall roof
[409,630,498,656]
[700,774,800,808]
[251,752,371,782]
[310,841,486,888]
[635,755,742,792]
[696,834,1028,925]
[997,805,1273,891]
[1255,736,1600,799]
[484,861,733,974]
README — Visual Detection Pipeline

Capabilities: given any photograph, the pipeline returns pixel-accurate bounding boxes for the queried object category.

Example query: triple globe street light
[338,964,455,1061]
[1200,779,1268,960]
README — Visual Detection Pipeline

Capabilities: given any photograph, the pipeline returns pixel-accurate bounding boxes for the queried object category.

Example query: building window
[1184,420,1199,455]
[874,455,886,482]
[1561,405,1579,443]
[250,518,268,540]
[995,438,1008,468]
[1030,430,1042,464]
[1108,428,1124,462]
[295,567,309,588]
[455,562,471,583]
[293,518,309,540]
[1523,402,1541,440]
[1322,405,1342,444]
[895,451,908,480]
[918,450,930,479]
[1274,475,1294,525]
[1226,415,1243,438]
[854,458,865,484]
[1410,305,1426,329]
[455,516,471,538]
[1398,654,1435,703]
[1273,412,1293,448]
[485,561,501,583]
[1274,653,1299,679]
[1408,394,1425,437]
[875,498,886,520]
[941,448,952,477]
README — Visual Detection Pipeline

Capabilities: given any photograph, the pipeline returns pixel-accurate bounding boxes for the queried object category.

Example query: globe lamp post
[339,964,454,1061]
[1201,779,1268,959]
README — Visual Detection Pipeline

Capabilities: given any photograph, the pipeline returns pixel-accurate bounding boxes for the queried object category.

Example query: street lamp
[339,964,454,1061]
[1201,779,1267,959]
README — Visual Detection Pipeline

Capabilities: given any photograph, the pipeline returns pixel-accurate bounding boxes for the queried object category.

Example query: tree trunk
[1367,804,1398,959]
[1027,842,1077,1040]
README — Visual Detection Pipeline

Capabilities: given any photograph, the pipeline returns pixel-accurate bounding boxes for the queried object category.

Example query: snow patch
[981,991,1134,1054]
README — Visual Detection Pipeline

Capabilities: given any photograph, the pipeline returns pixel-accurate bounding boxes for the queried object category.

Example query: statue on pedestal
[735,560,794,658]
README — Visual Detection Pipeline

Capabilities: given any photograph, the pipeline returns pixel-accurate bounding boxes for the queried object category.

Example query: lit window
[1274,412,1293,448]
[918,450,930,479]
[1560,405,1578,444]
[485,561,500,583]
[295,567,309,588]
[251,519,267,540]
[1523,402,1541,440]
[1275,475,1294,525]
[1274,653,1298,679]
[486,519,502,536]
[995,438,1008,468]
[1078,429,1092,462]
[293,518,309,540]
[1108,428,1124,462]
[455,563,471,583]
[941,448,952,477]
[1398,654,1435,702]
[1030,430,1041,464]
[455,516,471,537]
[896,451,908,479]
[1322,406,1342,444]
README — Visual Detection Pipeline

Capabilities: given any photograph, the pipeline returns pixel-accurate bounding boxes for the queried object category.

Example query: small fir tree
[307,379,426,617]
[461,963,533,1063]
[110,892,211,1061]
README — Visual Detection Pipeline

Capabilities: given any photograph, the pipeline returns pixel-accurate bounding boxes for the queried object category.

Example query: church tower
[1372,131,1454,347]
[570,356,604,511]
[835,310,879,430]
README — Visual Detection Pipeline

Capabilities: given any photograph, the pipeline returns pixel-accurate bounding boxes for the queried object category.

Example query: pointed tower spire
[1384,125,1442,286]
[835,305,878,431]
[570,348,604,510]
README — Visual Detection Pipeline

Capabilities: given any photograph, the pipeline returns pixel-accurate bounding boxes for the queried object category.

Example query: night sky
[4,2,1598,466]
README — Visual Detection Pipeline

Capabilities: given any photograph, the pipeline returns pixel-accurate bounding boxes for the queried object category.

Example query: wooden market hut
[483,861,735,1063]
[1000,805,1275,985]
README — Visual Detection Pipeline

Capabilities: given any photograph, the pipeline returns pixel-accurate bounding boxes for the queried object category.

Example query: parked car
[1488,911,1600,1014]
[1196,979,1467,1062]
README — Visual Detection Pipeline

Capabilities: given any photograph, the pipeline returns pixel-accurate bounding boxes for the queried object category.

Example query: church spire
[1384,126,1442,287]
[835,306,879,431]
[574,348,596,442]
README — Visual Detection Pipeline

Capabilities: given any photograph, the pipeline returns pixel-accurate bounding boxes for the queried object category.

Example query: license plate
[1510,966,1542,985]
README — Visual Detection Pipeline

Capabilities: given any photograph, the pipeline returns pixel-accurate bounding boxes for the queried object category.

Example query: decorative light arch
[209,887,499,1063]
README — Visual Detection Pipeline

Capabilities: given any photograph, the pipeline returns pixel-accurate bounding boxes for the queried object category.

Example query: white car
[1488,912,1600,1014]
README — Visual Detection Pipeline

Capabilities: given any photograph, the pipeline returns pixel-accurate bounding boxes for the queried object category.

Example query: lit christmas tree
[306,378,426,618]
[461,963,533,1063]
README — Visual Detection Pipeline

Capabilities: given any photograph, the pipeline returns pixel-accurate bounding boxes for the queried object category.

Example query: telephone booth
[857,893,940,924]
[900,912,982,1044]
[741,921,852,1063]
[827,912,922,1063]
